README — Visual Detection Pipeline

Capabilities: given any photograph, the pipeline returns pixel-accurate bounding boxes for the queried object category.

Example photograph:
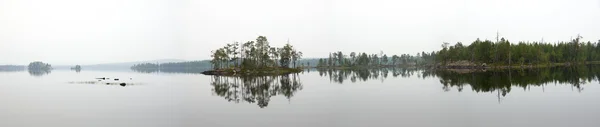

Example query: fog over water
[1,0,600,65]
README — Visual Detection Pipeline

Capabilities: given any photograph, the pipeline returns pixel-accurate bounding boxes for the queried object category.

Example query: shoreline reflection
[317,66,600,101]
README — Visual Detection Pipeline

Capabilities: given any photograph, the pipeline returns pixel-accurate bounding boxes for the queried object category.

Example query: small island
[202,36,303,76]
[71,65,81,70]
[27,61,52,76]
[71,65,82,72]
[28,61,52,70]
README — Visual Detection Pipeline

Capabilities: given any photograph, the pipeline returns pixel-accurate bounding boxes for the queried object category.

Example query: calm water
[2,66,600,127]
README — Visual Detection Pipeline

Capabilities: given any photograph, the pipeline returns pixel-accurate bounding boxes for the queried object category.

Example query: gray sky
[1,0,600,65]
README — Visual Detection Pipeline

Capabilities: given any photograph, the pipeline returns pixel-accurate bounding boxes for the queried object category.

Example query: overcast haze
[1,0,600,65]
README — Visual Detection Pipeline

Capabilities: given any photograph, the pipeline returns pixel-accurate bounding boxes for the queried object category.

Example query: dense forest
[318,35,600,68]
[435,35,600,66]
[210,36,303,70]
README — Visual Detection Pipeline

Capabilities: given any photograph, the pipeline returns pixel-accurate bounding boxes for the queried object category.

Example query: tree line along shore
[315,35,600,69]
[14,34,600,76]
[127,34,600,75]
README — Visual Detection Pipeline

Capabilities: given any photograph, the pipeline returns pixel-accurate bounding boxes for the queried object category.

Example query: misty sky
[1,0,600,65]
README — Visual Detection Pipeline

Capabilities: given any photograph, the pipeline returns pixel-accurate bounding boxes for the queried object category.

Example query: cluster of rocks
[440,60,487,69]
[96,77,131,86]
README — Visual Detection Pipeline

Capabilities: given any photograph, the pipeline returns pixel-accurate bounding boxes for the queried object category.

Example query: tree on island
[71,65,81,72]
[27,61,52,76]
[71,65,81,70]
[28,61,52,70]
[210,36,302,70]
[433,35,600,66]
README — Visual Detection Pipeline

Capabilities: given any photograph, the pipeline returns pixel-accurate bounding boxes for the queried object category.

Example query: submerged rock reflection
[211,74,303,108]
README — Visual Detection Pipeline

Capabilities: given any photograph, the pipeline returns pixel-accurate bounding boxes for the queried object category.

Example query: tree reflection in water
[211,74,303,108]
[435,66,600,93]
[28,69,51,76]
[317,68,421,83]
[318,65,600,102]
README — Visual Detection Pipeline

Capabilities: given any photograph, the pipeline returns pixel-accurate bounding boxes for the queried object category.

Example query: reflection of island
[28,69,51,76]
[27,61,52,76]
[211,74,303,108]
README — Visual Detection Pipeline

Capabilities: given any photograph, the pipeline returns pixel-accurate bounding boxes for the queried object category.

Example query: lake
[1,66,600,127]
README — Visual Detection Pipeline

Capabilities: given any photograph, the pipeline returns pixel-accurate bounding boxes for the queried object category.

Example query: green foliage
[434,35,598,66]
[319,35,599,68]
[28,61,52,70]
[210,36,302,70]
